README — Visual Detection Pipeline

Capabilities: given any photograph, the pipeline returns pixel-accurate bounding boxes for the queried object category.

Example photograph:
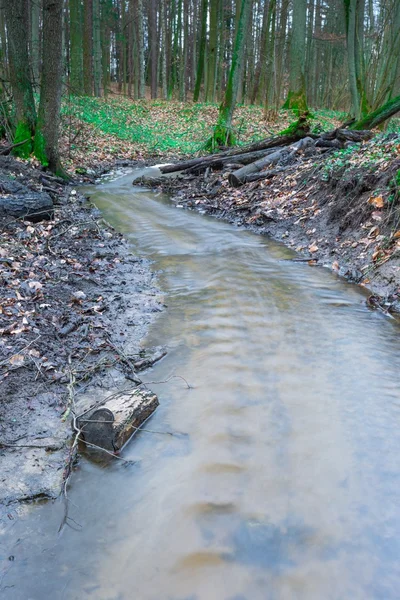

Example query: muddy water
[2,169,400,600]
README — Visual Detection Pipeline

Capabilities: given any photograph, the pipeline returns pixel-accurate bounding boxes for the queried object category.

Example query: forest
[1,0,400,170]
[2,3,400,598]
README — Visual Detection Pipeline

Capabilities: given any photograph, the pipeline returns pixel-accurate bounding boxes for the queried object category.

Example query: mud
[0,157,163,511]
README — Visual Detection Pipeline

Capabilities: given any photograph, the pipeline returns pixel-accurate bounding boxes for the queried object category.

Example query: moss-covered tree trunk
[207,0,251,150]
[34,0,64,174]
[4,0,37,157]
[282,0,308,113]
[350,94,400,130]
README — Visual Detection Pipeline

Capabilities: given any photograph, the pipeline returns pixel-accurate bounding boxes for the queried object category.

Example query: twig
[107,338,142,384]
[141,374,192,389]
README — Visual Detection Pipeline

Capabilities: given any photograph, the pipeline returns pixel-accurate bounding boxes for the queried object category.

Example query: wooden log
[228,137,315,187]
[76,387,159,452]
[0,192,54,222]
[158,133,308,175]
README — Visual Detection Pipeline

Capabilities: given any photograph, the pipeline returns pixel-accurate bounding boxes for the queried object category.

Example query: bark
[83,0,93,96]
[76,388,159,452]
[34,0,64,174]
[93,0,102,96]
[206,0,219,102]
[0,191,53,221]
[193,0,208,102]
[282,0,308,112]
[149,0,158,98]
[4,0,36,156]
[70,0,83,94]
[30,0,41,89]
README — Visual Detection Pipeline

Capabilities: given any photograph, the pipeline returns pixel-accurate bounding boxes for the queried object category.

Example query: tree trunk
[193,0,208,102]
[282,0,308,112]
[149,0,158,98]
[93,0,102,96]
[30,0,41,90]
[350,94,400,130]
[34,0,64,175]
[206,0,219,102]
[207,0,252,148]
[4,0,37,157]
[70,0,83,94]
[83,0,93,96]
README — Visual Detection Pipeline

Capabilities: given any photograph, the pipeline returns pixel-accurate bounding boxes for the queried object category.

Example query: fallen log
[0,191,54,222]
[76,387,159,452]
[186,146,285,174]
[158,133,308,175]
[229,137,315,187]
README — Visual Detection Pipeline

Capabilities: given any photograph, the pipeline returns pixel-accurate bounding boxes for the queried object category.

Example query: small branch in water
[141,374,192,389]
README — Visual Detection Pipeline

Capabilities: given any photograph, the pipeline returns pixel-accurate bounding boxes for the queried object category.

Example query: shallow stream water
[2,169,400,599]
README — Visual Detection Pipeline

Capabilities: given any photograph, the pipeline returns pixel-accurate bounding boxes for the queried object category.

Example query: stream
[2,169,400,599]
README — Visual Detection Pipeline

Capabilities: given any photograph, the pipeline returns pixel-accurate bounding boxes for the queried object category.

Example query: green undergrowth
[62,96,346,156]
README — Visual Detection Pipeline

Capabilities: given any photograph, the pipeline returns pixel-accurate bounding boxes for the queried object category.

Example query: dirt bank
[144,133,400,315]
[0,157,163,511]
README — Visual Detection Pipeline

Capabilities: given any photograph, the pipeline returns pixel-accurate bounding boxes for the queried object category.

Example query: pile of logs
[156,128,374,188]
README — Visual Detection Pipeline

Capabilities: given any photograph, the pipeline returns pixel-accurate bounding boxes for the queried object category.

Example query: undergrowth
[62,96,344,157]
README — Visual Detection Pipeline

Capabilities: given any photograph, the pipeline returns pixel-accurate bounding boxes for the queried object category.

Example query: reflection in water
[1,169,400,600]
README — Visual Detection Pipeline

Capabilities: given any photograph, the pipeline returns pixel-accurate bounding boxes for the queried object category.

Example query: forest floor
[0,155,163,512]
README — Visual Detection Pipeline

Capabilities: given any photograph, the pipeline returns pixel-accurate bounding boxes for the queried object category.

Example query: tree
[34,0,64,174]
[70,0,84,94]
[344,0,368,119]
[207,0,252,149]
[282,0,308,112]
[4,0,37,157]
[83,0,94,95]
[193,0,208,102]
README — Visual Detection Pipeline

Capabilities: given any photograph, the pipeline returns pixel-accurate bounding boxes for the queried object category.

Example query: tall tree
[93,0,102,96]
[207,0,252,148]
[206,0,219,102]
[193,0,208,102]
[3,0,36,157]
[70,0,84,94]
[282,0,308,112]
[149,0,158,98]
[83,0,93,95]
[34,0,64,174]
[30,0,41,90]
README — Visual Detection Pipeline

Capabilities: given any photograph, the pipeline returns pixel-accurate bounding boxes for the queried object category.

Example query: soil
[0,156,164,512]
[144,133,400,316]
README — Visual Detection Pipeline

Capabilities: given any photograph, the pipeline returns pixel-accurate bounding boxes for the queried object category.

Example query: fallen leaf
[309,243,319,253]
[9,354,24,367]
[28,281,43,291]
[332,261,340,271]
[368,195,385,208]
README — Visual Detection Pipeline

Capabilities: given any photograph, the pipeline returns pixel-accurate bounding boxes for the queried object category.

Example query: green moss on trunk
[13,121,33,158]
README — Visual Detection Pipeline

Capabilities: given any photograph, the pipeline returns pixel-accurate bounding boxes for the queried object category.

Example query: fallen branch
[228,136,315,187]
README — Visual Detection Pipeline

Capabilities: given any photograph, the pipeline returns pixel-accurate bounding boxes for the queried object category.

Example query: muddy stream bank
[1,167,400,599]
